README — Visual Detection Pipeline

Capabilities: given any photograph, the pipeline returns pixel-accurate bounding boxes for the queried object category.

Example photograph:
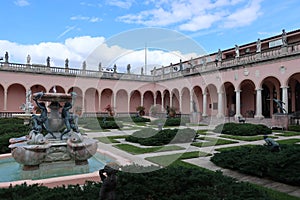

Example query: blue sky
[0,0,299,73]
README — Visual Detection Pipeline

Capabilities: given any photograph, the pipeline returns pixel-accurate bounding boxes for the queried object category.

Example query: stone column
[254,88,264,119]
[4,88,7,111]
[281,86,289,113]
[170,93,173,108]
[179,94,182,113]
[234,89,241,119]
[161,95,164,112]
[81,93,85,115]
[202,92,207,117]
[217,91,224,118]
[141,93,144,107]
[113,93,117,112]
[190,94,194,113]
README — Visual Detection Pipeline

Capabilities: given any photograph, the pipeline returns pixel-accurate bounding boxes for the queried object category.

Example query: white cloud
[117,0,263,31]
[0,35,196,74]
[0,36,105,69]
[223,0,263,28]
[14,0,30,7]
[106,0,134,9]
[70,15,102,23]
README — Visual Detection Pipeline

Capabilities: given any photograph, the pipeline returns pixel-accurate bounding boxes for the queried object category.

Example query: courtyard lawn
[114,143,185,154]
[94,135,127,144]
[196,129,212,135]
[220,134,278,141]
[191,137,238,147]
[145,151,210,166]
[275,131,300,137]
[215,144,258,152]
[277,138,300,145]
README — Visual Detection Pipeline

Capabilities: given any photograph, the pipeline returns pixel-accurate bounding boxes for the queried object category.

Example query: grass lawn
[192,137,238,147]
[114,143,185,154]
[215,144,258,152]
[277,138,300,145]
[94,135,127,143]
[275,131,300,137]
[196,129,212,135]
[220,134,278,141]
[145,151,210,166]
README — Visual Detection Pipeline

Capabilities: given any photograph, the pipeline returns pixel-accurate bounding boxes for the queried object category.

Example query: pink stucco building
[1,29,300,120]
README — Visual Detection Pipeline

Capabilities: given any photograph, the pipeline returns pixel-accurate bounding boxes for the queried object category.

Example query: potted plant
[104,104,114,116]
[136,106,145,116]
[169,107,176,117]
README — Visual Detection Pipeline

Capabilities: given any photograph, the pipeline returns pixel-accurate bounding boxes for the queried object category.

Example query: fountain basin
[0,151,117,186]
[9,134,98,170]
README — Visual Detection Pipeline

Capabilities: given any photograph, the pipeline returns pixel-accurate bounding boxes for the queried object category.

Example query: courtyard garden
[0,117,300,199]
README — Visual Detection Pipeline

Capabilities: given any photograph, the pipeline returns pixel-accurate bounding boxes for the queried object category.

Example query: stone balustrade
[1,42,300,82]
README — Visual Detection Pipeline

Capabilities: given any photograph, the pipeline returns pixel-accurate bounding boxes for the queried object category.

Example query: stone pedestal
[271,113,289,130]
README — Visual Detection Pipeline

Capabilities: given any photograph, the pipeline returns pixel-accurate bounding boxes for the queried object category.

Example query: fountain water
[8,91,98,179]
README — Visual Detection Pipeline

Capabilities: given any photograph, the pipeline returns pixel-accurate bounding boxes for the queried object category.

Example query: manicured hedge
[117,116,151,123]
[0,118,30,154]
[213,122,272,136]
[150,117,190,127]
[288,125,300,132]
[99,121,123,129]
[0,165,280,200]
[126,128,196,146]
[211,144,300,186]
[81,117,123,130]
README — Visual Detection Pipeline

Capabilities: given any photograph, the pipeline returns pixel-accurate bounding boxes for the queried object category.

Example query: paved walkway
[86,125,300,198]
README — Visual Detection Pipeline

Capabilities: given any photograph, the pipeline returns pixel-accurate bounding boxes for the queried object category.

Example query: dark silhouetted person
[99,163,119,200]
[264,135,280,152]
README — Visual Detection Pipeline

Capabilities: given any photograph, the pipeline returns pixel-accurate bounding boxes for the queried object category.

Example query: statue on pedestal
[127,64,131,74]
[256,38,261,53]
[282,29,287,46]
[5,51,9,63]
[235,45,239,58]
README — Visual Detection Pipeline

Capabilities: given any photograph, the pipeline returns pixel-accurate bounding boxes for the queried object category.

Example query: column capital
[234,89,242,93]
[280,85,289,89]
[255,87,263,91]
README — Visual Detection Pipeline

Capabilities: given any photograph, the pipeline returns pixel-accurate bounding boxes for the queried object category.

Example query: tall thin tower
[144,43,147,75]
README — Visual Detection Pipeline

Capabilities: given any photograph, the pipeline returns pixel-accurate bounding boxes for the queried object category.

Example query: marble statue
[256,38,261,53]
[235,45,239,58]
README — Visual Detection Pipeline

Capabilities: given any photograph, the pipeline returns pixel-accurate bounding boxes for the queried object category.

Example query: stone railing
[152,42,300,80]
[1,42,300,82]
[0,62,154,82]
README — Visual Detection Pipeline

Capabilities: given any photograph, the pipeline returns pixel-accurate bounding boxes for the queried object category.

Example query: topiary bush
[126,128,196,146]
[0,118,31,154]
[99,121,123,129]
[288,125,300,132]
[150,117,190,127]
[0,165,280,200]
[211,144,300,186]
[213,122,271,136]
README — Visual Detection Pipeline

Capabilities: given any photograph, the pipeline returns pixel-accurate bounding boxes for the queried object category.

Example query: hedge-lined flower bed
[0,118,30,154]
[211,144,300,186]
[213,122,272,136]
[0,164,284,200]
[150,117,190,126]
[126,128,196,146]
